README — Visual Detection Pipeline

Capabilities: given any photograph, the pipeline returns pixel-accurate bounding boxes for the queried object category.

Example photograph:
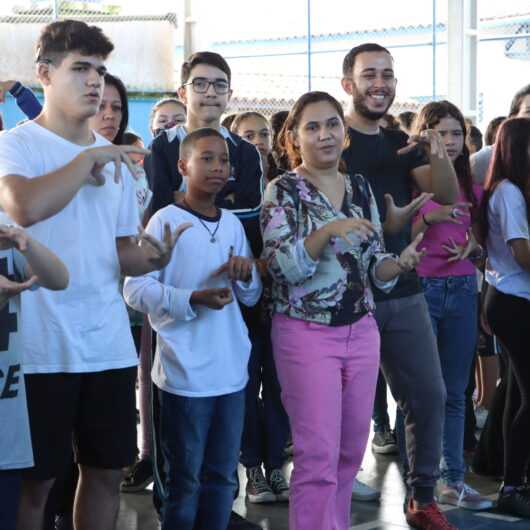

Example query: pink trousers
[272,313,380,530]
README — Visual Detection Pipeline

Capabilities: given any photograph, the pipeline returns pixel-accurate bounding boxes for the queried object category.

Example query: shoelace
[457,483,478,506]
[249,468,269,490]
[269,470,287,490]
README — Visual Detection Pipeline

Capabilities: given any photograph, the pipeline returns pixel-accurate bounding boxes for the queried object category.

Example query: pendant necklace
[182,199,221,243]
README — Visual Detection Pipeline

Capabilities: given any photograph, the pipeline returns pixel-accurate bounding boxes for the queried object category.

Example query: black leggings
[485,286,530,486]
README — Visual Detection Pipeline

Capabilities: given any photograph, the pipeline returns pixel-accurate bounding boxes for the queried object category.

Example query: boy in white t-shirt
[0,20,189,530]
[0,222,68,530]
[124,128,262,530]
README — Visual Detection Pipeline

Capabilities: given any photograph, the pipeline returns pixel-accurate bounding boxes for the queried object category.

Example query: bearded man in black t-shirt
[341,43,462,530]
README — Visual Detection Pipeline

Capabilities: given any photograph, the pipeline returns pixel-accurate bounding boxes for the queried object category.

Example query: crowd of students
[1,18,530,530]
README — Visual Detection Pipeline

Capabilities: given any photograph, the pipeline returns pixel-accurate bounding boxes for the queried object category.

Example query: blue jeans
[240,322,290,472]
[0,470,22,530]
[421,275,478,484]
[158,389,245,530]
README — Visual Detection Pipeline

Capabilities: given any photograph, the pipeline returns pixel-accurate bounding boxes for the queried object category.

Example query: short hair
[104,73,129,145]
[508,84,530,117]
[179,128,226,160]
[230,111,269,134]
[342,43,392,77]
[122,131,143,146]
[180,51,231,86]
[36,19,114,64]
[484,116,506,146]
[397,111,417,131]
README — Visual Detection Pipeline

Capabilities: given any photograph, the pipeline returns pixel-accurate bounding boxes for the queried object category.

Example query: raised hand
[84,145,151,185]
[0,80,15,103]
[0,224,30,251]
[138,222,192,270]
[398,232,426,272]
[423,202,471,226]
[383,192,434,235]
[325,218,376,246]
[190,288,234,310]
[397,129,448,159]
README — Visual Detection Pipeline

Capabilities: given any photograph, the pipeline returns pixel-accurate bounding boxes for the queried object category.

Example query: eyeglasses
[183,77,230,95]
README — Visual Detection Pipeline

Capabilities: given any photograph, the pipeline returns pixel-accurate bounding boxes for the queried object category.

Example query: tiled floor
[116,443,530,530]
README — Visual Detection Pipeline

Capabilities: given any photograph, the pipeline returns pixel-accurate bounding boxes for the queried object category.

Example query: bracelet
[422,214,432,226]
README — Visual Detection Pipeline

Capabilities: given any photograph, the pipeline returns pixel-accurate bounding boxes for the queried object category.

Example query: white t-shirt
[124,204,262,397]
[0,247,33,470]
[485,179,530,300]
[0,121,140,373]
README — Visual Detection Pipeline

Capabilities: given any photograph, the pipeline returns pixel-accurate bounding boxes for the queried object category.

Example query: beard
[352,83,395,121]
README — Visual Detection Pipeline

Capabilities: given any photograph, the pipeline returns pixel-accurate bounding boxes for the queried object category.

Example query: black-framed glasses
[183,77,230,95]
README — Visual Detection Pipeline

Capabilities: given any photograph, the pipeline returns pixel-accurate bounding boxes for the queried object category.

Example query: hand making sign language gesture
[136,221,193,270]
[83,144,151,185]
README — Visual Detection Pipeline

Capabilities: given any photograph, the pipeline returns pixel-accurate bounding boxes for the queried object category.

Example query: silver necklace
[182,199,221,243]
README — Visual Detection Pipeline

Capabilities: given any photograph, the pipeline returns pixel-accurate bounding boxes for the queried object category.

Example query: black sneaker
[371,428,398,455]
[246,466,276,503]
[497,485,530,518]
[120,457,154,493]
[267,468,289,502]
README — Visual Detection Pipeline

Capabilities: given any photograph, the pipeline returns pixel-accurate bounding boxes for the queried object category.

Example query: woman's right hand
[424,202,471,225]
[325,218,376,245]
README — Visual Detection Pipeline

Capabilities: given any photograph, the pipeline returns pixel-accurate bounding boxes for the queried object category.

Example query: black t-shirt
[342,126,426,302]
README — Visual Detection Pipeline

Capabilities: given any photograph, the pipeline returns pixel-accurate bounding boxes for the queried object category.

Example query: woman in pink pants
[260,91,425,530]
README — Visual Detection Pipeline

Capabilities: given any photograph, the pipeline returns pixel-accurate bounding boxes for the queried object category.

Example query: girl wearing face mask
[411,101,492,511]
[261,91,424,530]
[149,97,187,137]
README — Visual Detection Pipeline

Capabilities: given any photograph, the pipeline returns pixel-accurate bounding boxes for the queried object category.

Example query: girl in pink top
[411,101,491,511]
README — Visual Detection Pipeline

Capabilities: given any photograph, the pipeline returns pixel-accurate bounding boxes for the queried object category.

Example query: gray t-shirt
[470,145,493,185]
[485,179,530,300]
[0,248,34,470]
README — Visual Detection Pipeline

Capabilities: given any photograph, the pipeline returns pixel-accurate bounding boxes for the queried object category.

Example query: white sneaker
[438,482,493,511]
[351,478,381,502]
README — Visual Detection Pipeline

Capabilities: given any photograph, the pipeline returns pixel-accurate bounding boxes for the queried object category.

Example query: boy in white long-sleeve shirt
[124,127,262,530]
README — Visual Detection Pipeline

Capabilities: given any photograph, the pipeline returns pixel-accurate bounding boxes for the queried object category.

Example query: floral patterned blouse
[260,171,397,326]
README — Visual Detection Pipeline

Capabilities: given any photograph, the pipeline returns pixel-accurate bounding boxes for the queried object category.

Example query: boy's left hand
[138,222,192,270]
[0,273,38,302]
[0,224,31,252]
[212,256,254,282]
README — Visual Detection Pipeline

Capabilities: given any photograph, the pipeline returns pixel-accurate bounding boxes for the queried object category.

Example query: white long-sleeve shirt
[124,204,262,397]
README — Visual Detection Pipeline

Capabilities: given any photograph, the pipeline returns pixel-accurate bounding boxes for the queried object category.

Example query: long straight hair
[414,100,477,210]
[478,118,530,242]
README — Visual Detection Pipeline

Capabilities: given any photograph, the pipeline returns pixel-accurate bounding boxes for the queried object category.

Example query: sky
[2,0,530,39]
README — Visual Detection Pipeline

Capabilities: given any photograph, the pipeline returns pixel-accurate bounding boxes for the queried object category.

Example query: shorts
[23,367,137,480]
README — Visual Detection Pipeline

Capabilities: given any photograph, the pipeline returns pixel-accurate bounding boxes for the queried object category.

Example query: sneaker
[406,498,458,529]
[497,485,530,518]
[120,457,154,493]
[351,478,381,502]
[267,468,289,502]
[371,429,398,455]
[246,466,276,503]
[228,511,262,530]
[438,482,493,511]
